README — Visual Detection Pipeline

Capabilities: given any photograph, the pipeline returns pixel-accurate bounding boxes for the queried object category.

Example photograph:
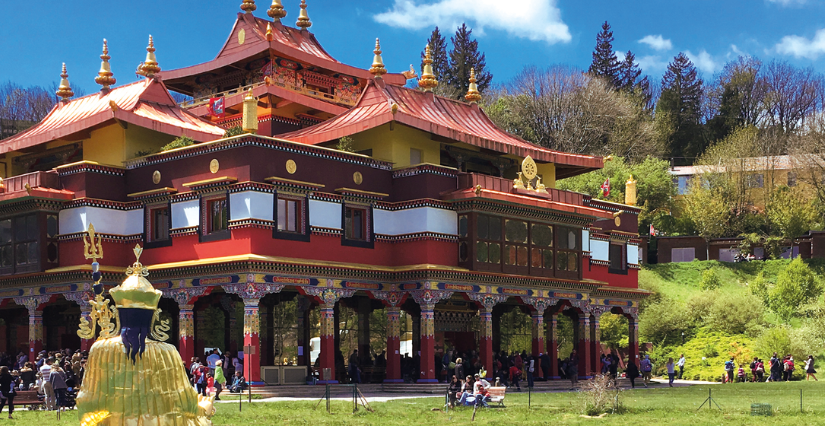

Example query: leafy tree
[160,135,195,152]
[682,175,729,257]
[224,126,245,137]
[599,313,629,349]
[768,258,822,321]
[766,185,819,251]
[700,268,721,291]
[749,271,770,306]
[656,53,704,161]
[422,27,450,83]
[588,21,620,88]
[706,57,766,142]
[336,136,355,152]
[444,24,492,100]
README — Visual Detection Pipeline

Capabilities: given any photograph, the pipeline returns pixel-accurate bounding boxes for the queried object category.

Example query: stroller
[62,388,78,409]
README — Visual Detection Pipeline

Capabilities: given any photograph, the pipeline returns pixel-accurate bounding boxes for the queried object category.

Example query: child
[206,373,215,396]
[737,366,746,383]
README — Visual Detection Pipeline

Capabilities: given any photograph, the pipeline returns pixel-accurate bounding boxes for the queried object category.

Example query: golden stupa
[76,231,215,426]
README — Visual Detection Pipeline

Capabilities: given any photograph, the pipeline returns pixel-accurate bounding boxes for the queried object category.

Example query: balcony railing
[1,171,60,193]
[456,173,586,206]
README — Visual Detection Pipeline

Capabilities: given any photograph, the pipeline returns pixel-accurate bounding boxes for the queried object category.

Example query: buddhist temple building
[0,1,645,387]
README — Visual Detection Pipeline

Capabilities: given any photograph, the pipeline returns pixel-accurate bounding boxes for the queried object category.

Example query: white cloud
[373,0,571,44]
[774,28,825,59]
[767,0,807,6]
[685,50,720,75]
[636,55,669,73]
[638,35,673,51]
[615,51,626,62]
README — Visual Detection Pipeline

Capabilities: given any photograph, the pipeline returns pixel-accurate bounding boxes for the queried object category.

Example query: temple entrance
[193,291,243,360]
[0,301,27,355]
[43,298,80,351]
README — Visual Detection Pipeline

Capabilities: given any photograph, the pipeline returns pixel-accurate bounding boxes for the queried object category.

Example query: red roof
[161,13,407,89]
[0,79,225,154]
[279,80,603,175]
[443,187,614,220]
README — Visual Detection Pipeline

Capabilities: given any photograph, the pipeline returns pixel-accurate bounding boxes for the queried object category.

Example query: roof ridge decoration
[95,39,116,91]
[56,63,74,102]
[464,68,481,104]
[241,0,257,13]
[268,0,287,20]
[296,0,311,29]
[418,45,438,92]
[137,35,161,79]
[369,38,387,78]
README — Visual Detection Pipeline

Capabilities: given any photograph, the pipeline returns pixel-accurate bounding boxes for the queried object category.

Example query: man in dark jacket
[540,353,551,380]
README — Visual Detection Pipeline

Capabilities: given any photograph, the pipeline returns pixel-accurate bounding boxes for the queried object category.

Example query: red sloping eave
[443,188,614,220]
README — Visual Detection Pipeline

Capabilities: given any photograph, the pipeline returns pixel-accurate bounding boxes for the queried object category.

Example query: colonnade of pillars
[7,287,640,386]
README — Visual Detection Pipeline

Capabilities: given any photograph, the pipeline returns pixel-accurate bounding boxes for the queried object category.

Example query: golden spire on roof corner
[268,0,286,20]
[139,35,161,78]
[296,0,312,29]
[418,44,438,92]
[369,38,387,78]
[465,67,481,104]
[266,23,274,41]
[240,0,257,13]
[56,63,74,102]
[95,39,116,91]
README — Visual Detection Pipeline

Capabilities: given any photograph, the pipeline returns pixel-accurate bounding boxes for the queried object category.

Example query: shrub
[639,297,693,346]
[661,328,755,381]
[224,126,245,137]
[700,268,721,291]
[749,271,769,306]
[161,135,195,152]
[337,136,355,152]
[768,257,822,321]
[705,293,764,336]
[578,374,622,415]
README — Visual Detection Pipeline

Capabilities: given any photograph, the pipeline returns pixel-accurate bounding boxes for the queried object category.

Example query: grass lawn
[9,381,825,425]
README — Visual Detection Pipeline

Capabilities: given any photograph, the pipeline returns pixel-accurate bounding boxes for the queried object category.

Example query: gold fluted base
[77,337,214,426]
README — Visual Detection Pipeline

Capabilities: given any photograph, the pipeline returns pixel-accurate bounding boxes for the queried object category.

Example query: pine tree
[422,27,450,82]
[588,21,621,88]
[656,52,705,161]
[444,23,492,100]
[619,51,653,109]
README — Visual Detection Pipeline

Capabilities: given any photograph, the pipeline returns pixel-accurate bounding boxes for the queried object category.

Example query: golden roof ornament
[95,39,116,91]
[56,63,74,102]
[418,44,438,92]
[296,0,312,29]
[465,67,481,103]
[369,38,387,78]
[138,35,161,78]
[240,0,257,13]
[268,0,287,20]
[625,174,637,206]
[266,23,274,41]
[242,88,259,133]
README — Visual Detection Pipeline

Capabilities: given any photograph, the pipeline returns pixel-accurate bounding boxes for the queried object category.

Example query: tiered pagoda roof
[0,79,224,154]
[280,80,603,178]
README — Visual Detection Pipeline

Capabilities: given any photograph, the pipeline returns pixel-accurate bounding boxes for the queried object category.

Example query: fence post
[801,389,803,414]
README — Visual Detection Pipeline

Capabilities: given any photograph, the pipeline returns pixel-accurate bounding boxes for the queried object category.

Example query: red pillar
[179,306,195,364]
[531,312,545,357]
[419,307,437,383]
[479,310,493,380]
[591,315,600,375]
[547,313,559,379]
[318,305,337,384]
[29,310,43,362]
[628,314,639,364]
[385,307,402,383]
[577,315,591,379]
[242,298,263,385]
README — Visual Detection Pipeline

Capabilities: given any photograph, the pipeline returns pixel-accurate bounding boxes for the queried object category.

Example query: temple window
[410,148,422,165]
[556,226,580,277]
[200,193,230,242]
[530,223,554,270]
[0,214,39,275]
[609,242,627,274]
[145,203,172,248]
[475,215,501,265]
[273,193,309,242]
[342,204,373,248]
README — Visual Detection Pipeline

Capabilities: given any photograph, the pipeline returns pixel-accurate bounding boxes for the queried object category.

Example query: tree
[768,258,822,321]
[763,60,822,134]
[618,51,652,109]
[588,21,620,88]
[682,174,729,258]
[706,56,767,142]
[422,27,450,83]
[766,185,819,252]
[444,23,492,100]
[656,53,705,161]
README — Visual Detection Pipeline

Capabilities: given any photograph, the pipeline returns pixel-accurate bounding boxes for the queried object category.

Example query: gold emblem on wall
[209,159,220,174]
[238,29,246,45]
[286,159,297,174]
[614,216,622,226]
[152,171,161,185]
[353,171,363,185]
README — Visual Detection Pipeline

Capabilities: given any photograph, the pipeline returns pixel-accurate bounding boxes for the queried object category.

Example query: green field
[10,382,825,425]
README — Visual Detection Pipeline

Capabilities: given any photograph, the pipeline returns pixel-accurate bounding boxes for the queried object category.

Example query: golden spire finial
[418,44,438,92]
[242,88,259,134]
[465,67,481,103]
[369,38,387,78]
[266,23,274,41]
[240,0,257,13]
[56,63,74,102]
[268,0,287,20]
[95,39,116,91]
[625,174,637,206]
[138,35,161,78]
[296,0,312,29]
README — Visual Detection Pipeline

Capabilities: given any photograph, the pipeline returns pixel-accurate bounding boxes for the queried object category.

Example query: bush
[161,135,195,152]
[639,297,693,346]
[768,257,822,321]
[700,268,721,291]
[705,293,764,336]
[224,126,245,137]
[658,328,755,381]
[578,374,622,415]
[749,271,770,306]
[337,136,355,152]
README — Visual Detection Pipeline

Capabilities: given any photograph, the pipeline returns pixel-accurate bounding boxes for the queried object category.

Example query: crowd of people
[0,349,87,417]
[186,349,247,399]
[719,353,817,383]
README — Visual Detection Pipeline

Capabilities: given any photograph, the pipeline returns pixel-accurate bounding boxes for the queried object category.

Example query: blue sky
[2,0,824,94]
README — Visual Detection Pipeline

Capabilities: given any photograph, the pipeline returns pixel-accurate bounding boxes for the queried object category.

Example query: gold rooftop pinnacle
[418,44,438,92]
[56,63,74,102]
[465,67,481,103]
[369,38,387,78]
[242,88,259,134]
[241,0,256,13]
[296,0,312,29]
[95,39,116,91]
[268,0,287,20]
[138,35,161,78]
[266,23,274,41]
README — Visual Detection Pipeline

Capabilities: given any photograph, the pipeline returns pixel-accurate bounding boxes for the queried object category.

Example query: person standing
[724,357,735,384]
[640,355,652,388]
[567,351,579,389]
[526,356,535,389]
[49,363,68,412]
[508,362,521,391]
[0,366,16,419]
[677,354,686,380]
[625,358,639,389]
[666,358,676,387]
[214,360,226,400]
[349,350,361,384]
[39,359,54,410]
[769,353,780,382]
[805,355,817,381]
[206,349,221,375]
[454,358,465,382]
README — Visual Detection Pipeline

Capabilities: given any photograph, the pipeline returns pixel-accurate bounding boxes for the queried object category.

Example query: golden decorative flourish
[125,244,149,277]
[150,309,171,342]
[83,223,103,262]
[80,410,111,426]
[78,294,120,340]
